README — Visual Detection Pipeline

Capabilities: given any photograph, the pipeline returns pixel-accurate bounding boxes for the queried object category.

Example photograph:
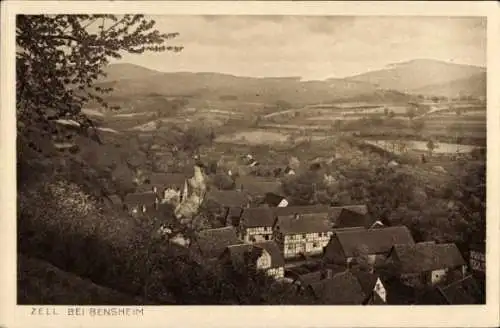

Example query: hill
[344,59,486,96]
[411,72,486,99]
[94,66,411,112]
[100,63,163,82]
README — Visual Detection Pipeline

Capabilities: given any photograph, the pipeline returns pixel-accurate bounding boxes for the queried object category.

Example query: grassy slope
[18,254,148,305]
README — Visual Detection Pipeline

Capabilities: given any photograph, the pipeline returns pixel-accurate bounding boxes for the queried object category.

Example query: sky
[115,15,486,80]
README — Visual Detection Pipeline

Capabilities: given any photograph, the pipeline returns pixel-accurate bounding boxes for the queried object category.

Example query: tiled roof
[240,207,275,228]
[330,226,415,258]
[254,240,285,268]
[308,271,367,305]
[194,227,242,259]
[223,241,285,270]
[353,271,380,296]
[333,208,373,229]
[329,205,369,225]
[389,242,466,274]
[123,192,157,206]
[272,205,333,217]
[224,243,256,267]
[205,189,250,208]
[275,213,332,234]
[262,192,286,207]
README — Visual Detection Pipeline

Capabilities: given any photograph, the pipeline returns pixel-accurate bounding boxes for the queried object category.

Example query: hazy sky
[115,15,486,80]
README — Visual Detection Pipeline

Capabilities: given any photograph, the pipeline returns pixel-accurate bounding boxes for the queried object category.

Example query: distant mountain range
[96,59,486,111]
[343,59,486,98]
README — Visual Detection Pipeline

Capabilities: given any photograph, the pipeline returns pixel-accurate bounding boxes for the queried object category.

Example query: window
[264,235,270,240]
[313,242,318,248]
[302,234,306,239]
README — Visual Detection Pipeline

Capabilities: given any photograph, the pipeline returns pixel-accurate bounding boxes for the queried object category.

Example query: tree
[17,15,182,155]
[383,107,389,117]
[388,110,395,119]
[406,107,417,121]
[426,139,436,155]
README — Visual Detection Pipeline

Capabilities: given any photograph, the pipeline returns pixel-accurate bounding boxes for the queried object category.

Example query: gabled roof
[205,189,250,208]
[223,243,256,268]
[253,241,285,268]
[240,207,275,228]
[389,242,466,274]
[437,275,483,304]
[194,227,242,259]
[262,192,286,207]
[222,241,284,269]
[330,226,415,258]
[275,213,332,234]
[308,271,367,305]
[333,208,374,229]
[272,205,333,217]
[123,192,157,206]
[353,271,380,296]
[329,205,369,222]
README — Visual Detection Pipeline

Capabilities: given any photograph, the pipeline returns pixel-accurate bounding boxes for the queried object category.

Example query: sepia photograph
[2,1,500,327]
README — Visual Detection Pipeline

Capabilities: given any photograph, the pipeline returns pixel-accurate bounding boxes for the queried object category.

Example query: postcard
[1,1,499,327]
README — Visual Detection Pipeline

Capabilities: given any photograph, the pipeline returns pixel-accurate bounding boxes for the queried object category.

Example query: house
[192,226,243,260]
[138,173,189,202]
[329,204,369,218]
[238,207,275,243]
[273,213,333,259]
[123,192,159,215]
[296,268,387,305]
[284,166,295,175]
[417,275,484,304]
[354,270,388,304]
[261,192,289,207]
[204,189,251,224]
[332,208,376,229]
[323,226,415,269]
[220,241,285,279]
[385,242,467,288]
[304,271,371,305]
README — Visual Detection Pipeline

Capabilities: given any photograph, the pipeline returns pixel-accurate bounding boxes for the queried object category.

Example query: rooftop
[328,226,415,258]
[194,226,243,259]
[240,207,275,228]
[205,189,250,208]
[275,213,332,234]
[389,242,466,274]
[308,271,367,305]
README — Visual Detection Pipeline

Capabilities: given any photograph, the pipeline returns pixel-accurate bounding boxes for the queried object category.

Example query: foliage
[282,157,485,246]
[17,15,181,152]
[212,173,236,190]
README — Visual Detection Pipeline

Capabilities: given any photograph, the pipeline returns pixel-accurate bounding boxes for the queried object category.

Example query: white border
[1,2,499,328]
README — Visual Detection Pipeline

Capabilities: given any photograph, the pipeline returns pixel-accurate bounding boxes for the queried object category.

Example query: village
[107,150,486,306]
